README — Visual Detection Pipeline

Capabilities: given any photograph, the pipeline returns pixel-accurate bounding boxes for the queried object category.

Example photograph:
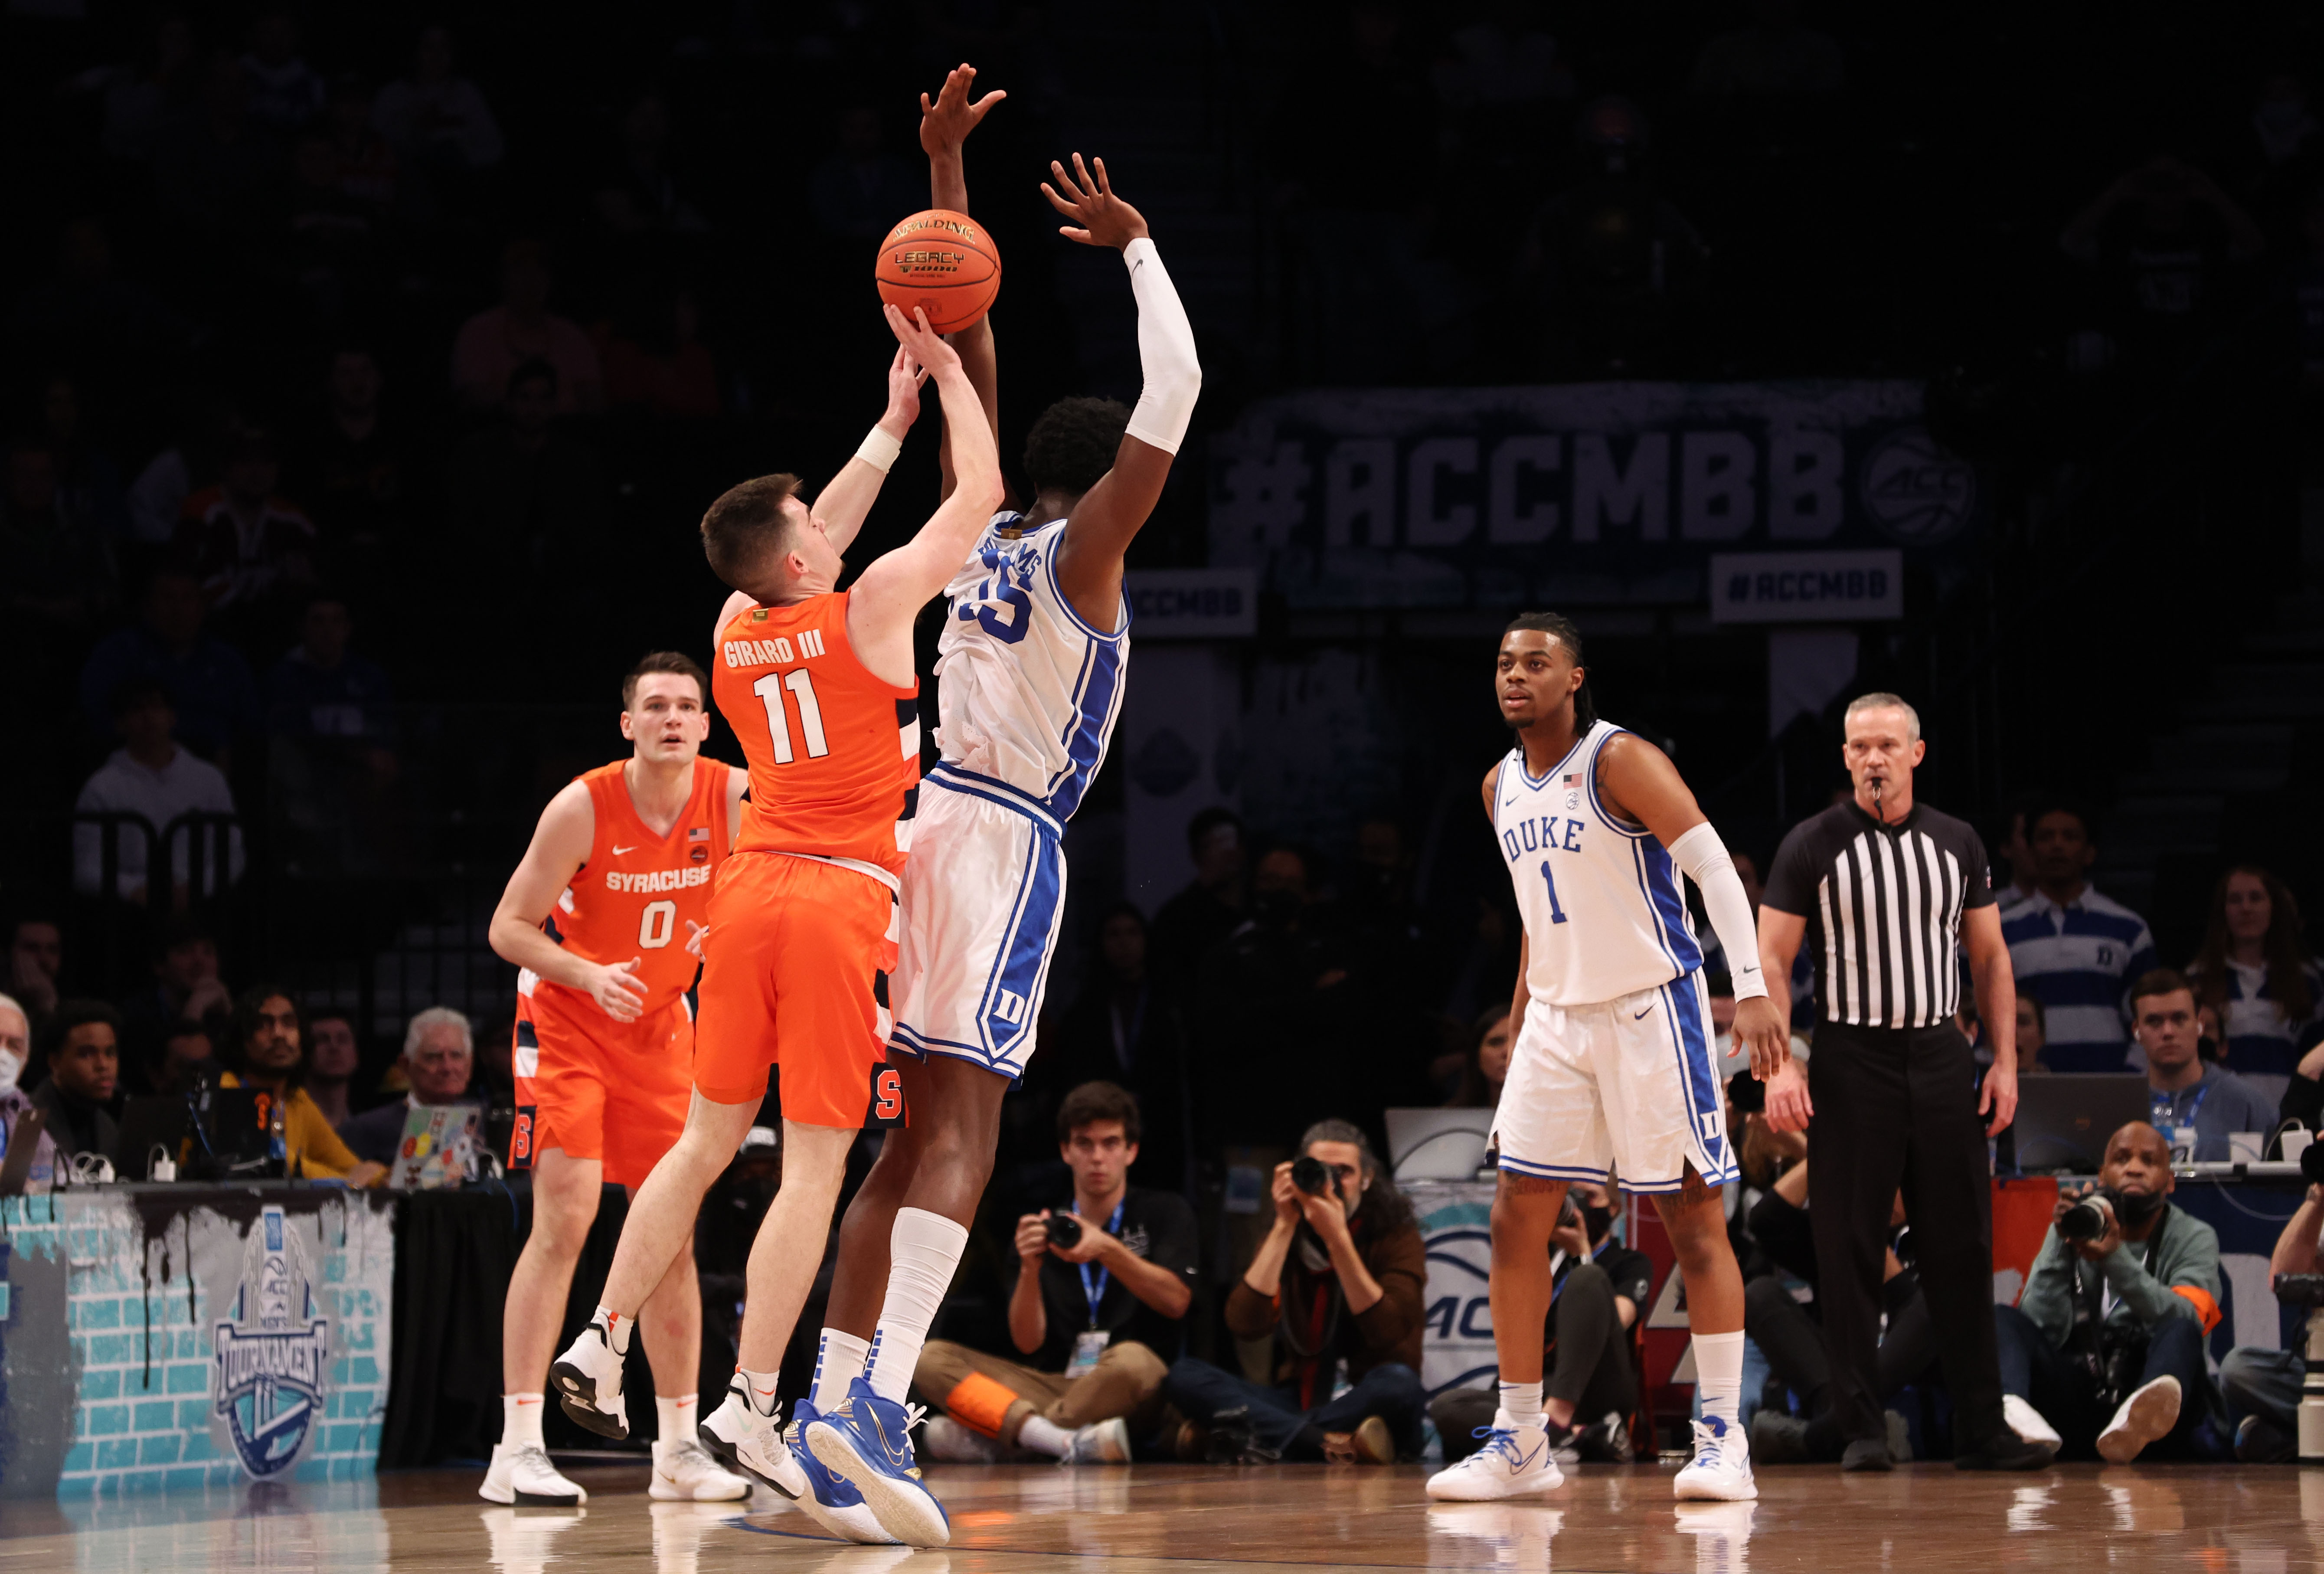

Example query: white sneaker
[478,1441,587,1506]
[653,1435,752,1501]
[921,1416,1005,1463]
[698,1378,809,1499]
[1673,1417,1757,1502]
[2097,1375,2181,1464]
[1059,1416,1131,1465]
[2003,1394,2063,1452]
[1424,1411,1563,1501]
[549,1319,629,1439]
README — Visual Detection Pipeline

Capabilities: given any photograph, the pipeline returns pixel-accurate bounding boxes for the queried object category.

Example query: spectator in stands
[92,13,199,167]
[2000,805,2157,1072]
[1432,1178,1650,1464]
[290,344,431,586]
[305,1010,361,1130]
[172,422,318,633]
[594,94,711,238]
[601,285,723,421]
[2013,994,2050,1073]
[147,1021,218,1100]
[73,679,244,904]
[451,240,603,414]
[2187,866,2321,1101]
[1030,904,1189,1192]
[1992,1122,2221,1462]
[2060,155,2266,362]
[7,908,63,1025]
[1991,805,2041,912]
[916,1083,1194,1465]
[239,10,324,134]
[2219,1173,2324,1462]
[809,106,923,242]
[2134,969,2275,1161]
[1163,1120,1425,1463]
[372,26,503,173]
[78,566,262,761]
[118,917,232,1070]
[324,82,402,215]
[1690,0,1846,97]
[4,218,193,387]
[0,992,61,1193]
[150,51,276,239]
[340,1006,480,1166]
[3,436,116,642]
[218,985,383,1185]
[1150,807,1247,987]
[1339,817,1442,1015]
[1444,1006,1512,1109]
[268,594,395,743]
[32,1000,124,1171]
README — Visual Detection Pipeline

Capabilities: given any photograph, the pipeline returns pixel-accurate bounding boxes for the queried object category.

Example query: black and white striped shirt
[1762,800,1994,1030]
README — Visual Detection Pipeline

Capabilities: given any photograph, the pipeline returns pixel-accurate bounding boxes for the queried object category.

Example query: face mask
[0,1048,18,1098]
[1581,1201,1614,1243]
[2109,1187,2165,1228]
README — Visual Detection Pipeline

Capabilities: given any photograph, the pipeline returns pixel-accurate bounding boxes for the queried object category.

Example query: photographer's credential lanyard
[1068,1200,1125,1377]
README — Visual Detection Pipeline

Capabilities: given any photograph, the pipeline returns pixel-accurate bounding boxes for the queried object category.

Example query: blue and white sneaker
[783,1399,899,1544]
[1425,1413,1563,1501]
[1673,1416,1757,1502]
[804,1377,951,1547]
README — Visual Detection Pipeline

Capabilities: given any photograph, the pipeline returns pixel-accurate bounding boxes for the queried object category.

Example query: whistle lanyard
[1077,1200,1126,1328]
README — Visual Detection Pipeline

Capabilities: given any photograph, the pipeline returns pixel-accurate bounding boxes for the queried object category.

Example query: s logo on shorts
[510,1106,536,1168]
[869,1066,906,1128]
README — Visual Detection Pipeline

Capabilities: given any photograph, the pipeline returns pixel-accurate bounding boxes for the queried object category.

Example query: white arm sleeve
[1668,821,1768,1001]
[1121,237,1200,454]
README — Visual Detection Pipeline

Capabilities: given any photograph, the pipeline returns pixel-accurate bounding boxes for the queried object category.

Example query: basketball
[874,208,1002,334]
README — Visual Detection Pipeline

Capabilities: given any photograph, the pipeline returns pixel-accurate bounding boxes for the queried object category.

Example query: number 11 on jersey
[752,669,830,764]
[1538,859,1568,924]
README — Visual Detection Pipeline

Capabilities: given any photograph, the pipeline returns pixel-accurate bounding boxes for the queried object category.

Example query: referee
[1750,692,2051,1471]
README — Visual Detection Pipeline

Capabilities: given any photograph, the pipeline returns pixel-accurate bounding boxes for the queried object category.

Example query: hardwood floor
[6,1461,2322,1572]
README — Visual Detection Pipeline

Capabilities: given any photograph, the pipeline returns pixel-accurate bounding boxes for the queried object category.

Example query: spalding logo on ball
[876,209,1001,334]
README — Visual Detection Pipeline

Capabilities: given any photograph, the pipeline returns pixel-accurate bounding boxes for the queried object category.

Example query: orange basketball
[874,209,1002,335]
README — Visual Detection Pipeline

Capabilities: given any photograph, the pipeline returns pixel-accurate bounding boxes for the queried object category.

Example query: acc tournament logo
[1860,426,1977,544]
[212,1205,332,1478]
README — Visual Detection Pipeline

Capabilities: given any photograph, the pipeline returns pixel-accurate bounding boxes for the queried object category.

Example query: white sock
[811,1328,873,1413]
[656,1392,698,1446]
[1498,1381,1545,1430]
[503,1393,546,1449]
[738,1366,782,1418]
[1694,1331,1745,1429]
[592,1304,632,1356]
[1018,1414,1072,1457]
[864,1208,970,1403]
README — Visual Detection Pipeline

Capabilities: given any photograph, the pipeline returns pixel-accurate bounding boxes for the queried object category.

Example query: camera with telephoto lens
[1291,1155,1340,1198]
[1045,1212,1083,1248]
[2058,1189,2117,1243]
[2275,1273,2324,1308]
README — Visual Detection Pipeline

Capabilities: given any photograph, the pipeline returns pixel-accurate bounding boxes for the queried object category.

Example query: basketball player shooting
[795,66,1200,1546]
[546,305,1002,1545]
[1425,613,1788,1505]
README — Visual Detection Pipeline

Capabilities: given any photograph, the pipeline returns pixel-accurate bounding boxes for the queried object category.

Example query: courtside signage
[1124,569,1258,639]
[1707,550,1904,623]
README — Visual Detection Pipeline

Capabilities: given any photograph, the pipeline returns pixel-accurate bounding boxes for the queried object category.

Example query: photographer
[1993,1121,2222,1461]
[1162,1120,1426,1464]
[1430,1178,1651,1463]
[2217,1178,2324,1462]
[914,1083,1196,1464]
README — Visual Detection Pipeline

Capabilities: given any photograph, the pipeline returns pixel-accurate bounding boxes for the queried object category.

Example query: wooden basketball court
[6,1460,2320,1572]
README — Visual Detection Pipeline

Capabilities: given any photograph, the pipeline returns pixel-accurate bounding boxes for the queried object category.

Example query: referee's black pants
[1806,1021,2005,1453]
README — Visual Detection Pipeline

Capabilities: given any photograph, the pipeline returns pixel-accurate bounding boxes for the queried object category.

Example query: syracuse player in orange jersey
[549,303,1001,1543]
[480,651,750,1509]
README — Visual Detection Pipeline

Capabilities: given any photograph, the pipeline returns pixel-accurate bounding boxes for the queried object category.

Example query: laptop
[1386,1107,1494,1181]
[2009,1074,2151,1172]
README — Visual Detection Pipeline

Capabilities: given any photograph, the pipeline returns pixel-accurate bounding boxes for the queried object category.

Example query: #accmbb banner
[1209,383,1978,610]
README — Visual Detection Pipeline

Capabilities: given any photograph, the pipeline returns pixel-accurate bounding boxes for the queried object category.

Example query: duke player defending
[480,653,750,1509]
[1426,613,1789,1505]
[549,307,1002,1545]
[797,70,1199,1547]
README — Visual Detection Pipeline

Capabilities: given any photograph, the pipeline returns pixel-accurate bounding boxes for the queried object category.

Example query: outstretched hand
[921,63,1004,159]
[884,304,961,375]
[882,344,929,431]
[1041,154,1151,251]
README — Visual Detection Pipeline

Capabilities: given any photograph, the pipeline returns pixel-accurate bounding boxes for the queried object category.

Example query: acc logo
[212,1205,332,1479]
[1860,426,1976,544]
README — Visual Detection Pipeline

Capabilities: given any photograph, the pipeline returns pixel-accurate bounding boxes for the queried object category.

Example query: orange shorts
[693,851,900,1128]
[512,982,693,1187]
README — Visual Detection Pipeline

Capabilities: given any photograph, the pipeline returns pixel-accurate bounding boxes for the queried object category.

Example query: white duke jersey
[1495,718,1703,1006]
[932,512,1128,818]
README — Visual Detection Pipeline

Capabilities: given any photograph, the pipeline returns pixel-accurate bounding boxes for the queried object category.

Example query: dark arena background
[3,2,2324,1571]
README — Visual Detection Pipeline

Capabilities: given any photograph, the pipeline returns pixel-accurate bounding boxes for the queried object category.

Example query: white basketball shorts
[889,763,1066,1080]
[1492,968,1737,1193]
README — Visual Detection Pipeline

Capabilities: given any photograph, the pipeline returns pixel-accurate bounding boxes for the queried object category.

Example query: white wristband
[855,424,902,474]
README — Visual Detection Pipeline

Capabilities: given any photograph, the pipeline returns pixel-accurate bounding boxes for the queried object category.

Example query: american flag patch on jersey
[689,826,709,841]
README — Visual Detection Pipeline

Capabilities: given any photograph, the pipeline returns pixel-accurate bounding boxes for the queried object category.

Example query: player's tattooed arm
[921,62,1003,501]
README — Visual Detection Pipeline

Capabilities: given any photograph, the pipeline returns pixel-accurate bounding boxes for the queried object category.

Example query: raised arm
[812,347,927,554]
[1043,154,1201,628]
[846,305,1006,687]
[487,782,649,1022]
[922,63,1003,501]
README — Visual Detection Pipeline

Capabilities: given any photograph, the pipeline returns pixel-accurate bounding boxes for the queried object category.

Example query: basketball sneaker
[478,1441,587,1506]
[549,1316,629,1439]
[787,1399,903,1544]
[805,1376,952,1546]
[1058,1416,1133,1465]
[1672,1417,1757,1502]
[651,1434,751,1501]
[1424,1412,1563,1501]
[2096,1374,2180,1464]
[921,1415,1007,1463]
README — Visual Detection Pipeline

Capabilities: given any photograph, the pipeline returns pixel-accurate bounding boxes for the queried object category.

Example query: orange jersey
[713,590,919,880]
[537,755,732,1014]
